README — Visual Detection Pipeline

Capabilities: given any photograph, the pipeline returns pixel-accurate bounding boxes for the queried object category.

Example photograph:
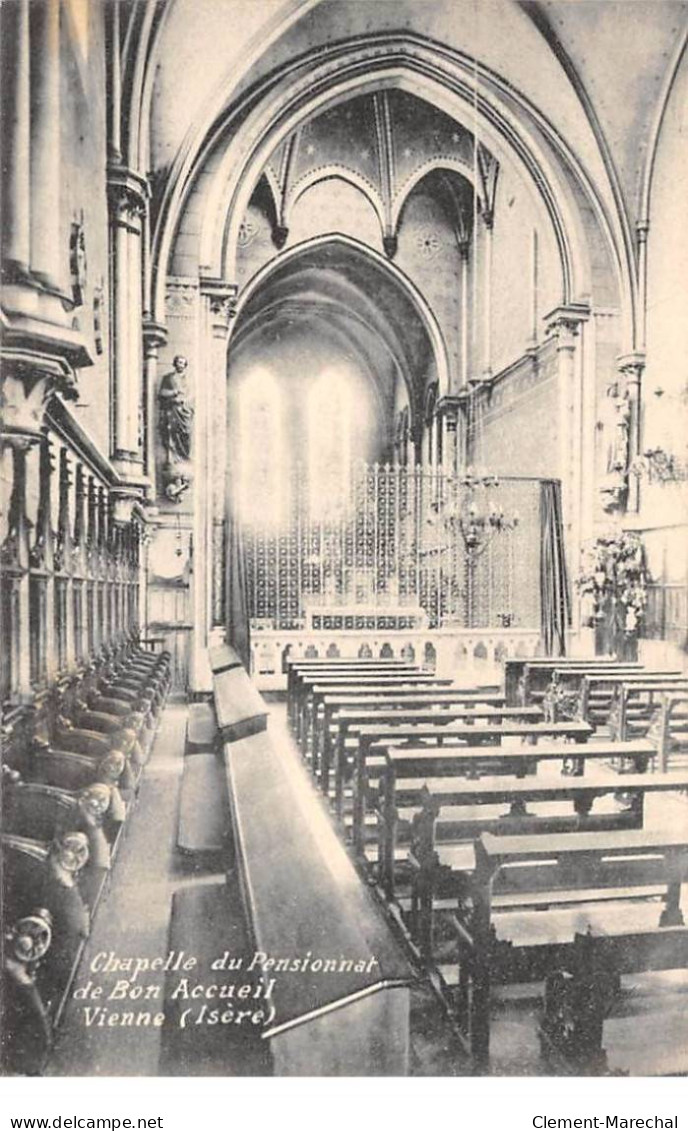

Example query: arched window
[308,372,353,519]
[238,369,285,527]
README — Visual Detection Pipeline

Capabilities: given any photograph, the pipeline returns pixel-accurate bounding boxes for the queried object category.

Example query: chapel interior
[1,0,688,1079]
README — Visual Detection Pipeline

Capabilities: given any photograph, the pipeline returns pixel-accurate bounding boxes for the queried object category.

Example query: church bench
[322,703,542,800]
[503,657,642,706]
[18,748,130,834]
[645,690,688,772]
[28,683,145,786]
[55,673,153,766]
[546,670,685,728]
[185,700,218,755]
[370,738,655,886]
[212,666,269,742]
[208,642,244,675]
[380,739,654,807]
[287,659,416,727]
[290,663,421,736]
[298,674,454,754]
[2,904,56,1075]
[0,643,169,1074]
[582,674,688,732]
[3,776,116,884]
[34,729,138,802]
[449,828,688,1068]
[607,682,688,754]
[345,718,594,849]
[177,753,229,856]
[313,688,504,786]
[521,662,649,707]
[2,832,92,1029]
[160,879,272,1076]
[403,769,688,937]
[221,728,415,1075]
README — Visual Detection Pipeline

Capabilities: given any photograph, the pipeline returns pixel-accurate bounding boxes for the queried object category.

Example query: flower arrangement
[576,530,650,635]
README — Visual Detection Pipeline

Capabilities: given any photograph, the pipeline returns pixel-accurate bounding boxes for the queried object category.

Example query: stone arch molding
[227,232,453,402]
[390,157,475,235]
[281,166,388,235]
[154,34,634,347]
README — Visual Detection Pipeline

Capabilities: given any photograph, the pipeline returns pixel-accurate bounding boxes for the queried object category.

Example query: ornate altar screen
[235,463,541,632]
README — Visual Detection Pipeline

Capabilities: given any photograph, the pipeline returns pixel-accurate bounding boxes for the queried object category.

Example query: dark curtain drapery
[539,480,571,656]
[225,510,251,671]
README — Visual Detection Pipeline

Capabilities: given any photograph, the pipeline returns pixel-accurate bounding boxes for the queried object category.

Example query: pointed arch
[228,233,452,402]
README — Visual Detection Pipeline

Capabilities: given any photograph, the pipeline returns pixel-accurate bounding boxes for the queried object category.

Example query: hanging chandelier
[440,467,519,555]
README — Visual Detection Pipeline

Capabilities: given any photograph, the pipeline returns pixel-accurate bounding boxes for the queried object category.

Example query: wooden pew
[287,659,415,727]
[377,739,655,895]
[208,643,244,675]
[503,657,642,706]
[0,642,170,1075]
[185,701,218,755]
[324,702,541,802]
[212,666,269,741]
[221,728,415,1074]
[298,674,454,753]
[653,691,688,772]
[459,829,688,1068]
[2,905,55,1075]
[609,681,688,738]
[574,672,686,730]
[404,770,688,944]
[3,778,116,904]
[289,660,418,734]
[290,663,421,737]
[347,718,594,850]
[2,832,92,1031]
[522,662,649,707]
[313,686,502,784]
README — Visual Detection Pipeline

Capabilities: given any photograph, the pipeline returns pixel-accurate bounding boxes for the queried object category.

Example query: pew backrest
[212,667,268,742]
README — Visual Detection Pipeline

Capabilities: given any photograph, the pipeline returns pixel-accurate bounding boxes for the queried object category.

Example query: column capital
[107,164,149,227]
[1,348,79,445]
[617,351,645,386]
[109,483,150,525]
[142,319,168,358]
[636,220,650,243]
[436,395,463,430]
[544,303,590,349]
[200,276,238,334]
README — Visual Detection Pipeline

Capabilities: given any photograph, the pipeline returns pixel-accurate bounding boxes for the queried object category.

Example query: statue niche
[158,355,193,502]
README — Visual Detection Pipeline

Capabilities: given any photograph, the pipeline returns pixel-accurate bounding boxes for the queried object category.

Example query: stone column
[459,244,470,388]
[54,445,75,672]
[29,0,61,288]
[545,304,590,628]
[107,0,122,164]
[636,222,649,354]
[1,0,31,272]
[436,396,462,476]
[476,145,499,381]
[107,168,149,478]
[617,352,645,514]
[1,434,35,695]
[200,279,236,654]
[529,229,539,349]
[482,215,493,380]
[142,320,168,480]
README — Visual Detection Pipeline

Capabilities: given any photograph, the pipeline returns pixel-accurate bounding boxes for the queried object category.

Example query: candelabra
[437,467,519,627]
